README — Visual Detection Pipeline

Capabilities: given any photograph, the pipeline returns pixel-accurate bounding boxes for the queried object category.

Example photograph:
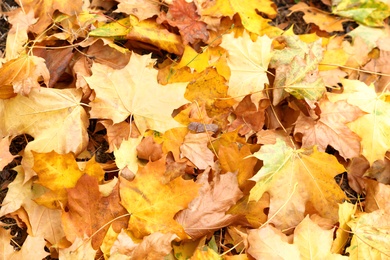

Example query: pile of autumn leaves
[1,0,390,259]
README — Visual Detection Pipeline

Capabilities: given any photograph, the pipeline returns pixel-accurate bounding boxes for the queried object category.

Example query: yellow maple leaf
[220,31,272,107]
[328,79,390,165]
[120,158,199,239]
[85,52,189,134]
[249,139,346,230]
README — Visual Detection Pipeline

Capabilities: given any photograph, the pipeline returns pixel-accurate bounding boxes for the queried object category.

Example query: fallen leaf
[120,158,199,239]
[247,225,300,259]
[85,52,188,134]
[294,98,363,159]
[32,151,105,208]
[10,235,49,259]
[62,174,129,249]
[249,139,346,230]
[218,143,257,189]
[0,54,50,96]
[289,2,347,32]
[19,0,83,34]
[157,0,209,44]
[270,36,325,105]
[327,79,390,165]
[332,0,390,27]
[346,209,390,259]
[176,171,243,239]
[59,237,97,259]
[180,132,215,170]
[116,0,160,21]
[220,31,273,106]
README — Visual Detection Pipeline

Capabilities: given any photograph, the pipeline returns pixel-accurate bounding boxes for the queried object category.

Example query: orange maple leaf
[120,158,199,239]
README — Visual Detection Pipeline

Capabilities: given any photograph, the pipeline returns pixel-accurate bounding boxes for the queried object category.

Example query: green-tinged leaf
[249,139,345,230]
[332,0,390,27]
[269,35,325,105]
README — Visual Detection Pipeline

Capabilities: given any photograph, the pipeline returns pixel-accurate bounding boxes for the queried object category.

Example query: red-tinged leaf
[158,0,209,44]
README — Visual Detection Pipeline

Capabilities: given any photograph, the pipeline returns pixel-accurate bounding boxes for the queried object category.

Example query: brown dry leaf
[62,174,129,249]
[0,137,16,170]
[361,49,390,93]
[120,158,199,239]
[365,154,390,185]
[289,2,347,32]
[363,179,390,213]
[85,52,188,134]
[294,98,363,159]
[100,120,133,152]
[249,139,346,230]
[157,0,209,44]
[180,132,215,170]
[33,47,74,88]
[0,54,49,96]
[136,136,163,161]
[175,171,243,239]
[228,95,269,137]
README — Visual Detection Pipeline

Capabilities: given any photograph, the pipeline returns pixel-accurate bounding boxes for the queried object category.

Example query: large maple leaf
[328,79,390,165]
[120,158,199,239]
[85,52,188,134]
[249,139,346,230]
[220,31,273,107]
